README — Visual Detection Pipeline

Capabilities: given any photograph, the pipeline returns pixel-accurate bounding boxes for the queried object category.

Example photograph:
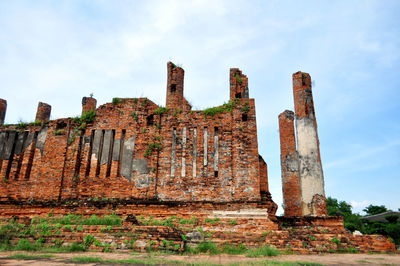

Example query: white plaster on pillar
[181,127,187,177]
[296,117,325,215]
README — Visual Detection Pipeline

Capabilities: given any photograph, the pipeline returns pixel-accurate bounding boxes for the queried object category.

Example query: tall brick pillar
[35,102,51,122]
[166,62,191,111]
[293,71,327,216]
[0,99,6,125]
[82,97,97,115]
[230,68,249,100]
[279,110,302,216]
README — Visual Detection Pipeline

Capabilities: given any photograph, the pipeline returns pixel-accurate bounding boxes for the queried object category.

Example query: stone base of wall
[0,203,395,254]
[272,216,395,253]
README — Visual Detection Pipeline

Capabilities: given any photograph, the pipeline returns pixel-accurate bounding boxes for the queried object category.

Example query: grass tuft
[246,245,279,257]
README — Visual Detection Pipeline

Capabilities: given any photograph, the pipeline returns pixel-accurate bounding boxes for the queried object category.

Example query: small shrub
[331,237,340,245]
[154,106,170,115]
[235,74,243,85]
[80,110,96,124]
[228,220,237,225]
[83,234,95,249]
[202,101,236,117]
[67,242,86,252]
[94,239,103,247]
[54,129,63,136]
[347,247,358,253]
[204,218,220,224]
[241,101,250,113]
[131,112,138,121]
[178,217,197,225]
[197,241,219,254]
[112,98,120,105]
[16,239,37,251]
[101,226,112,232]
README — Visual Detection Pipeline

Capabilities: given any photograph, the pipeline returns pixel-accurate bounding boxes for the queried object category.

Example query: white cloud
[351,200,371,214]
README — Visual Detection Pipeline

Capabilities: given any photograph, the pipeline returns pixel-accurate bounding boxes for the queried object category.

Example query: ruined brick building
[0,62,395,253]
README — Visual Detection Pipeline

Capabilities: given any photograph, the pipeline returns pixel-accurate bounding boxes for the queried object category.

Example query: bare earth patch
[0,251,399,265]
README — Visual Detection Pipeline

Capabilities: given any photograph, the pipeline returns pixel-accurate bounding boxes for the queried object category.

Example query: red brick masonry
[0,63,394,253]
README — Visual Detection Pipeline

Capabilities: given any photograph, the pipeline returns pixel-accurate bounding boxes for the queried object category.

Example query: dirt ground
[0,251,399,265]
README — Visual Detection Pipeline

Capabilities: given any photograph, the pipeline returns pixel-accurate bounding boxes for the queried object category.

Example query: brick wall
[0,63,273,209]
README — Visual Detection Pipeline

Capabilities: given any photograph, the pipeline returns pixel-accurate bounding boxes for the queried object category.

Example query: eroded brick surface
[35,102,51,122]
[0,99,6,125]
[279,110,302,216]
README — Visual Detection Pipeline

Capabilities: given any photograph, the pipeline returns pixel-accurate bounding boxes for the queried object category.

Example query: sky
[0,0,399,215]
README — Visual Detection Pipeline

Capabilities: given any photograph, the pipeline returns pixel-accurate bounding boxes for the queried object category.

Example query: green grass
[246,245,280,257]
[69,256,183,264]
[356,260,371,264]
[53,213,122,226]
[220,243,247,254]
[69,256,323,266]
[70,256,103,263]
[202,101,236,117]
[231,262,323,266]
[16,239,39,251]
[154,106,170,115]
[6,254,54,260]
[196,241,219,254]
[330,237,340,245]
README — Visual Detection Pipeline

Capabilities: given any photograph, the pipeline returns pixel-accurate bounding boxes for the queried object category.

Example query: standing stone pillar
[0,99,6,125]
[279,110,302,216]
[293,71,327,216]
[82,97,97,115]
[35,102,51,122]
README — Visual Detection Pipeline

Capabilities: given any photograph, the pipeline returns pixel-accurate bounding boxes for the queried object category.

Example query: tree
[328,198,400,245]
[363,205,388,216]
[326,197,361,232]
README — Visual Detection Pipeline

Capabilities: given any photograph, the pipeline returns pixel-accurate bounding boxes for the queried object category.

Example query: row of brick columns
[279,72,327,217]
[0,97,97,125]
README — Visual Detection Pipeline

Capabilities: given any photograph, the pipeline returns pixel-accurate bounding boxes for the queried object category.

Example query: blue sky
[1,0,399,215]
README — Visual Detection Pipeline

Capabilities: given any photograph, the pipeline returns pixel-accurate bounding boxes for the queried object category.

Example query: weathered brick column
[259,155,269,194]
[82,97,97,115]
[166,62,191,111]
[293,71,327,216]
[230,68,249,100]
[0,99,6,125]
[35,102,51,122]
[279,110,302,216]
